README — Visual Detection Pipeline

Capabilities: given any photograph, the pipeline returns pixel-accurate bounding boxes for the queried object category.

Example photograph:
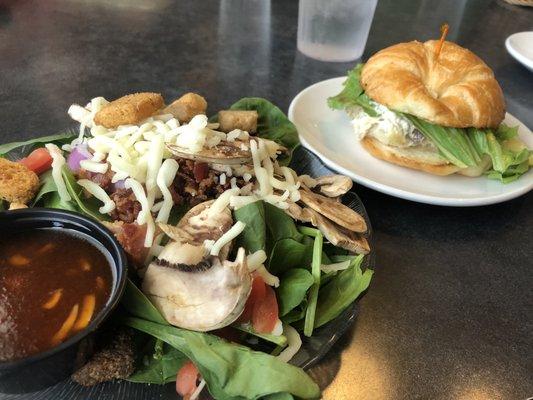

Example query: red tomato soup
[0,229,112,362]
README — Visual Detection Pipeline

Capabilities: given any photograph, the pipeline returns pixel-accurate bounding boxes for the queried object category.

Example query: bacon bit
[9,254,30,266]
[435,23,449,61]
[193,162,209,182]
[80,259,91,271]
[43,289,63,309]
[51,304,79,345]
[96,276,105,290]
[37,243,55,254]
[73,294,96,331]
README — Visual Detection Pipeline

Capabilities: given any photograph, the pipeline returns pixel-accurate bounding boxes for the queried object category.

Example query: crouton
[218,110,258,134]
[94,92,164,128]
[8,202,28,210]
[0,158,39,204]
[162,92,207,123]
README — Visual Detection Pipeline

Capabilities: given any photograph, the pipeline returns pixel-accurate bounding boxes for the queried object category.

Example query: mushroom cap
[313,175,353,197]
[298,189,367,233]
[166,141,251,165]
[310,209,370,254]
[142,249,251,331]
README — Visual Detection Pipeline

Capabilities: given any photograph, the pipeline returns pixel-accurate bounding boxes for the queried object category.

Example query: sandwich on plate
[328,34,532,183]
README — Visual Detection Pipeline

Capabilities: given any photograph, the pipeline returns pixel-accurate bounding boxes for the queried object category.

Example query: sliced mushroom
[309,209,370,254]
[298,174,353,197]
[286,204,369,254]
[315,175,353,197]
[143,198,251,331]
[178,200,232,241]
[298,189,367,233]
[143,247,251,331]
[166,141,251,165]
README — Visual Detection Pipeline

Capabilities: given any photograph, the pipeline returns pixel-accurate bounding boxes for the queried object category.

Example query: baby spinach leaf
[234,200,266,253]
[32,170,59,206]
[124,317,321,400]
[122,279,168,325]
[314,255,373,328]
[226,97,300,165]
[276,269,314,317]
[127,344,187,384]
[268,238,313,275]
[282,301,307,325]
[264,202,303,244]
[61,165,111,221]
[262,393,295,400]
[0,131,77,159]
[234,324,288,347]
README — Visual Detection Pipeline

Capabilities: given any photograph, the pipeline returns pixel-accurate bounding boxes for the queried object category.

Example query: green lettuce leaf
[494,124,519,140]
[470,129,530,183]
[327,64,378,117]
[404,115,482,168]
[328,64,531,182]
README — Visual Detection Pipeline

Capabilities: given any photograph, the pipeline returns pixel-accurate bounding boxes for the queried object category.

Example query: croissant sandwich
[328,39,532,182]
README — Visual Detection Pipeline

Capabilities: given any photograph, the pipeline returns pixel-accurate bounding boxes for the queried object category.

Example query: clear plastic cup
[297,0,378,62]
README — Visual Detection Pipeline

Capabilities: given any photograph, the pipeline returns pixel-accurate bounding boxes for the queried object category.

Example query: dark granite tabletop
[0,0,532,399]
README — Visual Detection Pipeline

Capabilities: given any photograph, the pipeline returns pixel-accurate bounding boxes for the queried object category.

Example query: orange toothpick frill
[435,23,449,60]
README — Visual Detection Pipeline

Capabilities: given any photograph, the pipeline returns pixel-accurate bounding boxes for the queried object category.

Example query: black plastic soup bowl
[0,208,128,393]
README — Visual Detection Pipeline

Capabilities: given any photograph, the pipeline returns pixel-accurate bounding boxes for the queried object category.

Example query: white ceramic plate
[506,31,533,72]
[288,77,533,206]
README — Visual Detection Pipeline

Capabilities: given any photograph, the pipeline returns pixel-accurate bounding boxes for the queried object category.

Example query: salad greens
[0,96,374,400]
[213,97,300,165]
[314,255,373,329]
[235,200,372,330]
[300,227,323,337]
[0,131,77,160]
[128,343,188,385]
[328,64,532,182]
[276,269,314,317]
[122,277,320,400]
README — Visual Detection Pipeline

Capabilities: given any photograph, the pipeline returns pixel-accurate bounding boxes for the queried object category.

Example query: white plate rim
[505,32,533,71]
[288,77,533,207]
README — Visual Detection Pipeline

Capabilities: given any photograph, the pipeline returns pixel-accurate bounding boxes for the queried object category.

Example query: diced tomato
[176,361,199,398]
[237,275,266,323]
[18,148,53,174]
[252,284,279,334]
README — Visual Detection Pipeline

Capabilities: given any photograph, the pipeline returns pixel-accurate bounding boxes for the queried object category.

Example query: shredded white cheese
[45,144,71,203]
[125,178,155,247]
[277,324,302,362]
[210,221,246,257]
[246,250,267,271]
[79,160,109,174]
[77,179,116,214]
[208,188,239,218]
[255,265,280,287]
[321,260,351,273]
[155,159,179,224]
